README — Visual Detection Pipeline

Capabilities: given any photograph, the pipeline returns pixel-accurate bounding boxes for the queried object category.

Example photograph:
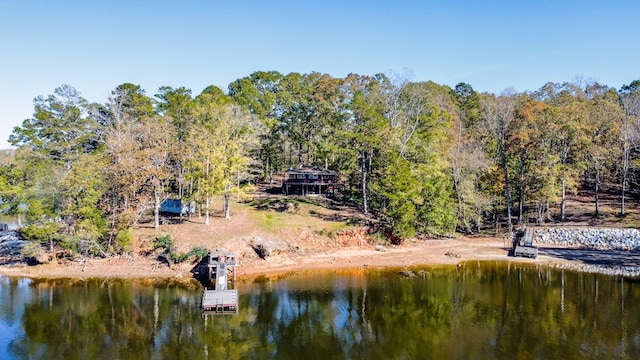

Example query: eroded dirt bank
[4,235,625,281]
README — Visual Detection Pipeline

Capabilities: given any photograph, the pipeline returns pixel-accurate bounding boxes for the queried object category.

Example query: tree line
[1,71,640,255]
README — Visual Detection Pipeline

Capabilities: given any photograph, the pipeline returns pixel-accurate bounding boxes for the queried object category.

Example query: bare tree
[619,81,640,215]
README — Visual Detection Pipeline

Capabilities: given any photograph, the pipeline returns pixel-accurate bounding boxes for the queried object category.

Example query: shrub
[370,231,389,245]
[154,235,174,251]
[170,252,189,263]
[20,241,44,258]
[20,222,60,248]
[189,246,210,260]
[115,228,134,253]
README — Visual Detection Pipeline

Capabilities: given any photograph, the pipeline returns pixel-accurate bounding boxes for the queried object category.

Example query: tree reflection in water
[1,262,639,359]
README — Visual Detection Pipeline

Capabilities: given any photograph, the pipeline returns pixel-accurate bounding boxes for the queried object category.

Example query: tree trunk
[361,150,368,215]
[205,195,210,226]
[187,179,194,221]
[517,157,525,224]
[178,163,184,223]
[453,172,468,232]
[223,193,231,219]
[621,141,629,216]
[154,187,161,230]
[594,160,600,216]
[499,140,513,229]
[289,144,293,168]
[560,177,566,222]
[452,121,467,232]
[536,203,543,225]
[559,146,570,222]
[108,195,117,251]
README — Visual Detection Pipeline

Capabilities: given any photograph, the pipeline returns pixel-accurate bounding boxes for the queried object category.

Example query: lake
[1,262,639,359]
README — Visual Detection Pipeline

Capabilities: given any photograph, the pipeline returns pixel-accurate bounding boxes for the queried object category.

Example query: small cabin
[283,167,337,196]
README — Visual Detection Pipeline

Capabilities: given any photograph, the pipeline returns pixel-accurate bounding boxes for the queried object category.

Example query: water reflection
[0,263,639,359]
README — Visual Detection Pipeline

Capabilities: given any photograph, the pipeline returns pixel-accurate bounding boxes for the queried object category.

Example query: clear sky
[1,0,639,149]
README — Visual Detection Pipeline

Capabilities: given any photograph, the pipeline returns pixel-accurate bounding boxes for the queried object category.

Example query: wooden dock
[514,245,538,258]
[513,227,538,259]
[201,251,238,314]
[202,290,238,313]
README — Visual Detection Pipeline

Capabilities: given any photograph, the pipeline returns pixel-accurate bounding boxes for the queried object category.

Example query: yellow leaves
[191,100,258,201]
[516,99,548,122]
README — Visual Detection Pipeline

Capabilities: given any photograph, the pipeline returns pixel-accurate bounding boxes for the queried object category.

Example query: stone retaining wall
[533,227,640,251]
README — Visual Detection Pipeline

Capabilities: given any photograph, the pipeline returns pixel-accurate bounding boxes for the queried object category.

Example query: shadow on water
[539,247,640,267]
[190,256,211,288]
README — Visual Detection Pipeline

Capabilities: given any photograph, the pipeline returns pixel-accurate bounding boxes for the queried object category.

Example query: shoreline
[2,236,637,281]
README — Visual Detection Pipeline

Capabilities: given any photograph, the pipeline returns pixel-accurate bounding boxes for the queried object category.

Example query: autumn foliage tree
[6,74,640,256]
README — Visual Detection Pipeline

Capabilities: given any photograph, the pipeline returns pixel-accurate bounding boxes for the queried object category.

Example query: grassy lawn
[244,196,357,235]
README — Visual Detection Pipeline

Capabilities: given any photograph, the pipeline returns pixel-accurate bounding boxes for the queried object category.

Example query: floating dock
[202,290,238,313]
[201,251,238,314]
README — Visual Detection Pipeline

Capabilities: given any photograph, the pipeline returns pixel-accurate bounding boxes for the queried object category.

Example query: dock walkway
[201,251,238,314]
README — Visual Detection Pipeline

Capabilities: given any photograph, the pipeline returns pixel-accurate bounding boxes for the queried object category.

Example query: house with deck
[283,167,337,196]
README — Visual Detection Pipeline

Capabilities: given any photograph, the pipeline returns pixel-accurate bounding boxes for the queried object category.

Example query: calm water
[1,262,640,359]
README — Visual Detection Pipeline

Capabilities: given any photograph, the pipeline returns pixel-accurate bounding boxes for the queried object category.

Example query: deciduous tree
[9,85,107,251]
[480,91,517,229]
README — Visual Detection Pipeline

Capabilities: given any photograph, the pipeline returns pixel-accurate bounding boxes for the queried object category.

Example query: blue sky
[1,0,639,149]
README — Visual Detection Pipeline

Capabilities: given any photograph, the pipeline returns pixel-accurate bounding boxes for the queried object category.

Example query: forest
[1,71,640,256]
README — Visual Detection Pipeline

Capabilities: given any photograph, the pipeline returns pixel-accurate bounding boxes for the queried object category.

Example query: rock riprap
[529,227,640,278]
[533,227,640,250]
[0,230,26,261]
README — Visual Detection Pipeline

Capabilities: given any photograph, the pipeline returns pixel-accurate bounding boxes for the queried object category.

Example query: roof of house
[285,167,338,176]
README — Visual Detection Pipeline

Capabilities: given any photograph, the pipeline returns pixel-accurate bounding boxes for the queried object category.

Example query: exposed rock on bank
[0,231,27,264]
[249,236,290,259]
